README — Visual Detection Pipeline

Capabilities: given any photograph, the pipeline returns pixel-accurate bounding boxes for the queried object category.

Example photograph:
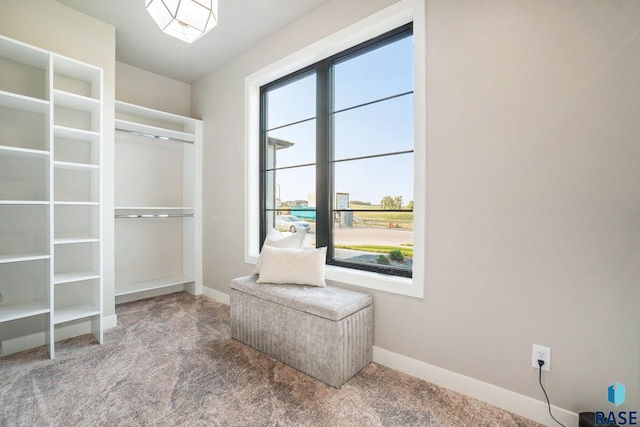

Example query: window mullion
[315,61,332,255]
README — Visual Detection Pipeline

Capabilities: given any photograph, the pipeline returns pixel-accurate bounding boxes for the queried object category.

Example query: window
[260,24,414,278]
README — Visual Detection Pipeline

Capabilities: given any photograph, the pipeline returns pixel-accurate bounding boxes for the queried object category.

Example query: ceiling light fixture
[145,0,219,44]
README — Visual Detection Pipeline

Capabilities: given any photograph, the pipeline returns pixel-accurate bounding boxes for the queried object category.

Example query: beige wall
[116,61,191,117]
[0,0,117,319]
[193,0,640,414]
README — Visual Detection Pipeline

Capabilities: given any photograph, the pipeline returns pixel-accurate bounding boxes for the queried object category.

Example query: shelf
[115,276,194,297]
[0,35,49,68]
[54,304,100,325]
[54,160,99,171]
[54,201,99,206]
[115,206,195,211]
[0,200,49,205]
[54,270,100,285]
[116,100,196,128]
[0,252,50,264]
[54,237,99,245]
[115,207,195,218]
[0,145,49,159]
[53,54,101,89]
[53,89,100,114]
[0,300,50,323]
[0,90,49,113]
[53,125,100,143]
[115,119,195,143]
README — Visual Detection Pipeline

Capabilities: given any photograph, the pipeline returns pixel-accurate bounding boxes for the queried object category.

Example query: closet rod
[115,214,195,219]
[115,128,194,144]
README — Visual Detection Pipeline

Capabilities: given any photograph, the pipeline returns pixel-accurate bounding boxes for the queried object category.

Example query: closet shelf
[54,271,100,285]
[0,145,49,159]
[115,276,195,297]
[54,160,99,171]
[53,89,100,113]
[54,237,100,245]
[53,304,100,325]
[115,214,194,218]
[115,206,195,210]
[0,90,49,113]
[54,201,100,206]
[53,125,100,143]
[0,300,50,323]
[115,119,195,143]
[0,200,49,205]
[0,252,49,264]
[0,35,49,68]
[115,207,195,218]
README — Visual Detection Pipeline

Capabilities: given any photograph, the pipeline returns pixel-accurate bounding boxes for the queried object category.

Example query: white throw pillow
[253,228,306,274]
[256,246,327,287]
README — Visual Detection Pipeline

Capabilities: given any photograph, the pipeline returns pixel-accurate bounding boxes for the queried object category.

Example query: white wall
[116,61,191,117]
[192,0,640,417]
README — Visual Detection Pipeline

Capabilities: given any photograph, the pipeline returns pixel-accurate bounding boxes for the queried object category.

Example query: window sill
[325,264,422,298]
[246,255,423,298]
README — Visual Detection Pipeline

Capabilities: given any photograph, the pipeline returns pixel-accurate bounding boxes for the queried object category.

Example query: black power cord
[538,359,567,427]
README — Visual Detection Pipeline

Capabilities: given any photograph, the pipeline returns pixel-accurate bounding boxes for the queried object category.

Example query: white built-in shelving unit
[114,101,202,301]
[0,35,102,358]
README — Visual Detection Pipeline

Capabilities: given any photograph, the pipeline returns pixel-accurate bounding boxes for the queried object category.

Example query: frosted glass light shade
[146,0,219,44]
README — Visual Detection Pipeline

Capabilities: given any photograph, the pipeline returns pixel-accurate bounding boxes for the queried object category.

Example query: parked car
[276,215,311,233]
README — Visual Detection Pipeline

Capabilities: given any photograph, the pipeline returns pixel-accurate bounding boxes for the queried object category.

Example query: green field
[350,204,413,229]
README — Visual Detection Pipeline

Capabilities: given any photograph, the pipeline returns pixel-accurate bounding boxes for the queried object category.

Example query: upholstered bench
[230,275,373,388]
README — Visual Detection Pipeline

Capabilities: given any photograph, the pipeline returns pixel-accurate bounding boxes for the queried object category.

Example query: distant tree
[380,195,404,210]
[407,200,414,210]
[351,200,372,206]
[394,196,403,209]
[379,195,396,210]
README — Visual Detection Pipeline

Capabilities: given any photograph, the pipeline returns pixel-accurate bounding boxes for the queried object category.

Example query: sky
[265,34,414,206]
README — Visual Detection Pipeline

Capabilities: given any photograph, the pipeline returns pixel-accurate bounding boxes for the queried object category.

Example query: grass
[335,244,413,257]
[349,203,413,229]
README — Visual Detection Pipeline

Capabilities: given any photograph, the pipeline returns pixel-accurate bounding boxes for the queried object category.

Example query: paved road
[304,224,412,246]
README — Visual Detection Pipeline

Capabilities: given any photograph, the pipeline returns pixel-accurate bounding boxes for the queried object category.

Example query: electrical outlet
[532,344,551,372]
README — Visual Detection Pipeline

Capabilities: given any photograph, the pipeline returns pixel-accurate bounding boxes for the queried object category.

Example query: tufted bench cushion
[230,274,373,388]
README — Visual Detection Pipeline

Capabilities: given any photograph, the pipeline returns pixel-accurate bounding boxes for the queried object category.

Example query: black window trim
[260,22,414,278]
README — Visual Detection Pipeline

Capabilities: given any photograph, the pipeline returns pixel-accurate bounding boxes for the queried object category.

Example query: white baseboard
[1,315,119,357]
[190,288,578,426]
[202,286,230,305]
[372,346,577,427]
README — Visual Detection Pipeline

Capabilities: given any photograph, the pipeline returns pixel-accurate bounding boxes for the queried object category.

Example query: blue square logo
[608,381,626,407]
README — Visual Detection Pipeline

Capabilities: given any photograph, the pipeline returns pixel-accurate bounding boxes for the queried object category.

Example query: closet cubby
[53,165,99,203]
[0,259,49,324]
[54,204,100,243]
[0,154,49,201]
[0,35,102,358]
[0,106,48,152]
[114,101,201,300]
[0,37,48,101]
[53,279,100,325]
[0,204,49,260]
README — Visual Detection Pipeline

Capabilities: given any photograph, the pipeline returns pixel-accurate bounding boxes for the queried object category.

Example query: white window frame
[244,0,426,298]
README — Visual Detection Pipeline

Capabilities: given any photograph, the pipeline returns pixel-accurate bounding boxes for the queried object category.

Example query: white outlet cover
[532,344,551,372]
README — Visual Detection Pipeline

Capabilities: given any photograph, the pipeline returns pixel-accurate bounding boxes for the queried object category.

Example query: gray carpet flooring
[1,292,543,427]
